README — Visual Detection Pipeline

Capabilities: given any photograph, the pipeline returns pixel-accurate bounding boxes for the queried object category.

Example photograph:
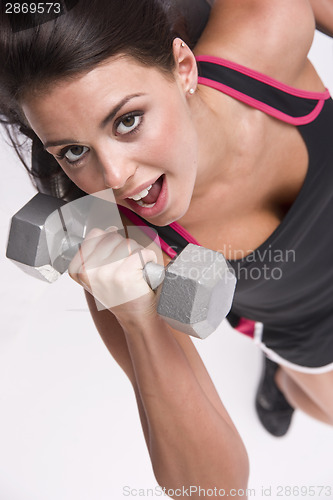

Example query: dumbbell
[6,192,236,339]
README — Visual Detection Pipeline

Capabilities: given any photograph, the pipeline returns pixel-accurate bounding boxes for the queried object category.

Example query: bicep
[309,0,333,37]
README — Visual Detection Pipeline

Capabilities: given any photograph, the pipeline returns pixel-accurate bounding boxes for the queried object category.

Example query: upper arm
[84,289,137,383]
[195,0,316,84]
[309,0,333,37]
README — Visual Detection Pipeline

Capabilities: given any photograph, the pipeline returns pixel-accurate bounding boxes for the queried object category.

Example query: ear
[172,38,198,95]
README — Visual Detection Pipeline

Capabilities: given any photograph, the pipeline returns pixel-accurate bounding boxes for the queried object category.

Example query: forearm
[310,0,333,37]
[119,313,249,494]
[75,231,248,495]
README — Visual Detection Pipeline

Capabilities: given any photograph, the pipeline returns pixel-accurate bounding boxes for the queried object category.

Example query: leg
[255,357,295,436]
[276,365,333,425]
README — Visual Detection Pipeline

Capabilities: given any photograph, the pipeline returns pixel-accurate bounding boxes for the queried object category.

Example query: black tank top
[119,55,333,368]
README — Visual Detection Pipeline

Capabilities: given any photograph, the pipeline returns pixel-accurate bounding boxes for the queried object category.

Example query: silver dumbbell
[6,192,236,339]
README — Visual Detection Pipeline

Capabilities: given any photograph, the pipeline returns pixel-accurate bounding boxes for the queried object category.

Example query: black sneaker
[255,356,295,437]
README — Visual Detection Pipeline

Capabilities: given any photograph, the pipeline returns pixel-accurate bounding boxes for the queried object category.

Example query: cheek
[56,161,97,194]
[143,106,197,172]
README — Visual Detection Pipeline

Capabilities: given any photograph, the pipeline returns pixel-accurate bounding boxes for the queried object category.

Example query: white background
[1,31,333,500]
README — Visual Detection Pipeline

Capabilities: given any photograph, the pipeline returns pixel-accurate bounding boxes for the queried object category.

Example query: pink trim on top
[196,55,330,100]
[198,76,325,126]
[235,318,256,338]
[169,221,201,246]
[117,205,177,258]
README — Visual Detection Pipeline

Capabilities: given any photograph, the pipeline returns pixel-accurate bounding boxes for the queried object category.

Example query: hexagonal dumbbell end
[6,193,66,282]
[6,190,125,282]
[147,244,237,339]
[44,194,121,275]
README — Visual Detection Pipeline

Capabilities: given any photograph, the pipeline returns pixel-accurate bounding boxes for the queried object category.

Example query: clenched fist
[68,226,160,321]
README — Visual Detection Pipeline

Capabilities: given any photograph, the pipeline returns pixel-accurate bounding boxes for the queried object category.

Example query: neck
[191,84,263,200]
[190,86,235,198]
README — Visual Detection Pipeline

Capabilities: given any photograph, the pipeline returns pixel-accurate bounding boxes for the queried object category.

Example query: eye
[61,145,89,164]
[116,113,143,135]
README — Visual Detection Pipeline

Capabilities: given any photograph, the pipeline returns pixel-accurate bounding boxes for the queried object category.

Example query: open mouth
[125,174,167,217]
[127,175,164,208]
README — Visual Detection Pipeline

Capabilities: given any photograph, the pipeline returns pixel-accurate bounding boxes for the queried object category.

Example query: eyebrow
[43,93,145,149]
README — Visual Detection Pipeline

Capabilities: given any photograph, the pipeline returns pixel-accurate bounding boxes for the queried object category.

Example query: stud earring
[181,42,185,47]
[189,88,195,95]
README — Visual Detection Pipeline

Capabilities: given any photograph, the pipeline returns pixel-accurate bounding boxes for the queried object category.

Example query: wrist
[112,296,161,330]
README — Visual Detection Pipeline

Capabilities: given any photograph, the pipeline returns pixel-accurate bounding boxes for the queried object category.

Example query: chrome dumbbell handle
[142,261,166,291]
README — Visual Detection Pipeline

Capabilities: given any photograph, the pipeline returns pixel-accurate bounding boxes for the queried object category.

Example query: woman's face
[22,54,199,226]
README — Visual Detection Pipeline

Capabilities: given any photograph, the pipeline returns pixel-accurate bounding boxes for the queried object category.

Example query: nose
[98,149,137,190]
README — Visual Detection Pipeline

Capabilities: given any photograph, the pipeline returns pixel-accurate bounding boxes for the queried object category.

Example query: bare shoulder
[195,0,316,85]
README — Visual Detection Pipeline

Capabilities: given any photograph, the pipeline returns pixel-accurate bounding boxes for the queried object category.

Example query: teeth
[129,184,152,201]
[136,200,156,208]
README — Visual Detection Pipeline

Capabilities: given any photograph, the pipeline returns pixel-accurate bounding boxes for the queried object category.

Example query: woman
[1,0,333,495]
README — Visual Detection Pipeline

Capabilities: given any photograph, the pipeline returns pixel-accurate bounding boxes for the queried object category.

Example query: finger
[79,231,131,272]
[116,247,158,276]
[68,227,121,280]
[110,248,158,299]
[108,237,142,263]
[94,248,158,310]
[75,227,121,261]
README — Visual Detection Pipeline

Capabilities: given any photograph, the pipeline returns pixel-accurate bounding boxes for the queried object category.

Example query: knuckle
[86,227,105,239]
[68,262,78,281]
[121,237,140,253]
[77,268,88,285]
[142,248,158,264]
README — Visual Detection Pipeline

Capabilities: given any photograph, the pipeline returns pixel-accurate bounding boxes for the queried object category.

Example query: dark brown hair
[0,0,208,199]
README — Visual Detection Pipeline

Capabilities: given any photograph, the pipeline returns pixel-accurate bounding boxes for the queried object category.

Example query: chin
[149,200,190,227]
